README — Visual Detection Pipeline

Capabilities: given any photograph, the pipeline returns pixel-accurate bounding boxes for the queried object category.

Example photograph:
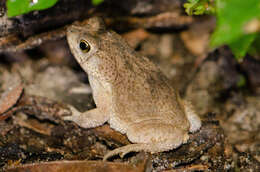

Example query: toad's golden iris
[79,39,90,53]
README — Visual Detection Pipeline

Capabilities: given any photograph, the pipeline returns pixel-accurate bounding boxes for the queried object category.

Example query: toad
[64,17,201,160]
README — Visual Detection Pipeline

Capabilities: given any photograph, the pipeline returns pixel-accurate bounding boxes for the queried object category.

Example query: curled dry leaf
[6,159,146,172]
[95,125,130,145]
[13,113,54,136]
[0,83,24,119]
[0,27,67,53]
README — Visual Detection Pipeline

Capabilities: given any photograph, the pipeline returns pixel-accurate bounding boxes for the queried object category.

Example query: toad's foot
[183,100,201,133]
[103,141,184,161]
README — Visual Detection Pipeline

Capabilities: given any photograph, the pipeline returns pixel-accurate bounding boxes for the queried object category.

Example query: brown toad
[65,17,201,160]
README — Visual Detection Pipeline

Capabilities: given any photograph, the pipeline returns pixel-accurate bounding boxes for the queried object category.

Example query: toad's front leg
[64,105,109,128]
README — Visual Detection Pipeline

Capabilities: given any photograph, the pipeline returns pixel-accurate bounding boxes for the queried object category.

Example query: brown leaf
[6,160,146,172]
[95,125,130,145]
[0,83,23,116]
[0,27,67,53]
[14,114,54,136]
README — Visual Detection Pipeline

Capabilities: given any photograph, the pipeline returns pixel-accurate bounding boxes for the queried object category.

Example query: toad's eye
[79,39,90,53]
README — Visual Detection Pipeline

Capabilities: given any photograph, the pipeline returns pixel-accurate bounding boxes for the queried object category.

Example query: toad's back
[107,45,190,134]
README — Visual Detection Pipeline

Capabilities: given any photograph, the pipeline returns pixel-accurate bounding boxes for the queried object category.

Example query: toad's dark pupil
[79,40,90,52]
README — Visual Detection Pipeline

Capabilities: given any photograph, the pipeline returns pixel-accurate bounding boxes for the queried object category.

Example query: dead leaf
[0,83,23,117]
[13,113,54,136]
[6,159,146,172]
[95,125,130,145]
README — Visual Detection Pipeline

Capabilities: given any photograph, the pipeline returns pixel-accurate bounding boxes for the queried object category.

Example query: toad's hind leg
[103,143,151,161]
[103,134,189,161]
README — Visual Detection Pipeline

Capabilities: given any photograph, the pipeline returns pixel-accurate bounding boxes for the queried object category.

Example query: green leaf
[91,0,104,6]
[210,0,260,48]
[248,34,260,56]
[184,0,200,15]
[184,0,215,16]
[7,0,59,17]
[229,34,256,60]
